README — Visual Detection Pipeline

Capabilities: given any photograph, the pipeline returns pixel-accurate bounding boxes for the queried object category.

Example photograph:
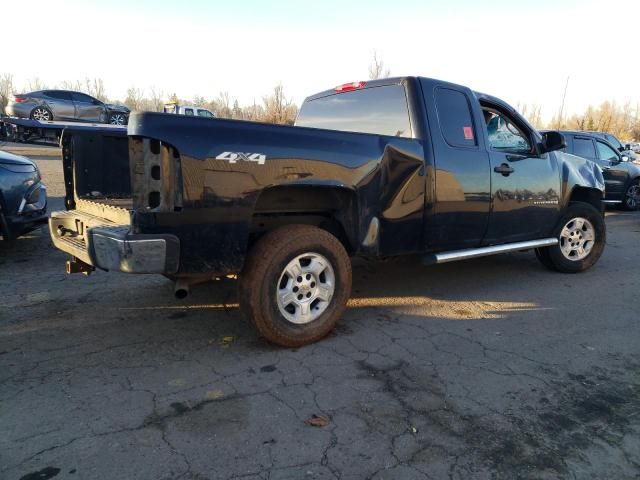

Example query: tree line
[1,66,639,140]
[0,73,298,125]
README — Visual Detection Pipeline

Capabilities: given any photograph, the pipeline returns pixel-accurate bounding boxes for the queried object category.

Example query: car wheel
[30,107,52,121]
[536,202,605,273]
[239,224,352,347]
[622,180,640,211]
[108,113,127,125]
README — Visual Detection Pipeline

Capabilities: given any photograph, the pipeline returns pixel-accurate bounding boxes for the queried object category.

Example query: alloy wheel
[276,252,335,324]
[559,217,595,261]
[625,184,640,209]
[32,108,51,121]
[110,114,126,125]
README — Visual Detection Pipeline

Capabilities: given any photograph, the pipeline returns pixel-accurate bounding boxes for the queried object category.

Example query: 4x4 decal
[216,151,266,165]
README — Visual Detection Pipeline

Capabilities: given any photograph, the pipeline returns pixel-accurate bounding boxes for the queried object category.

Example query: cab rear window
[296,85,412,138]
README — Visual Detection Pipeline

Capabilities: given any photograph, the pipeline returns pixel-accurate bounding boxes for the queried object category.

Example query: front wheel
[622,180,640,211]
[239,225,352,347]
[535,202,605,273]
[109,113,127,125]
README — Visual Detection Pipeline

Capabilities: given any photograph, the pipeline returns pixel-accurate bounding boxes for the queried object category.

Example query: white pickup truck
[162,102,215,118]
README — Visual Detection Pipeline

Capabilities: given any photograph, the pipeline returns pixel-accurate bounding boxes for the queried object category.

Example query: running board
[423,238,558,265]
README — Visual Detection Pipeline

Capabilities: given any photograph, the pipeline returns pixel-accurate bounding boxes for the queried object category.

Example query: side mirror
[621,155,629,162]
[625,144,632,151]
[540,131,566,153]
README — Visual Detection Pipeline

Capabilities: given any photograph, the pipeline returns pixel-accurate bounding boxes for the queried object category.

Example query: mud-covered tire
[239,225,352,347]
[536,202,605,273]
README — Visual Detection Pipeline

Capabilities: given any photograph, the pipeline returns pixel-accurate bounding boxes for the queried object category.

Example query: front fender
[557,152,604,207]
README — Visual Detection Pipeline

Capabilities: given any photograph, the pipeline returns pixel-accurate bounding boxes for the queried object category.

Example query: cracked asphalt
[1,143,639,480]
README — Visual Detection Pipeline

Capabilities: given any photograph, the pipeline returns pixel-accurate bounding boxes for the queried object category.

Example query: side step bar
[423,238,558,265]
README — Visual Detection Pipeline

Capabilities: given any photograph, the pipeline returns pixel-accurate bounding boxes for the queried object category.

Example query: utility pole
[557,76,570,129]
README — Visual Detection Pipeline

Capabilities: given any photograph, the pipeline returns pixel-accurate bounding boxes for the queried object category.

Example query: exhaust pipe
[174,279,190,299]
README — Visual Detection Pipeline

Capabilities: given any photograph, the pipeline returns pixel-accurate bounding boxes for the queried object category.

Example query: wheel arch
[568,186,604,213]
[249,184,359,254]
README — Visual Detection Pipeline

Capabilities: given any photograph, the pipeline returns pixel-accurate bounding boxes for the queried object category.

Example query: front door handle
[494,163,514,176]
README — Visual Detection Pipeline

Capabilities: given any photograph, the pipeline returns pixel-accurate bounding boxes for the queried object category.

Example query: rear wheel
[535,202,605,273]
[239,225,352,347]
[30,107,52,121]
[622,180,640,211]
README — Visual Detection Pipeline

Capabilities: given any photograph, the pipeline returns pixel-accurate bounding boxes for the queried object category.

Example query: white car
[162,103,215,118]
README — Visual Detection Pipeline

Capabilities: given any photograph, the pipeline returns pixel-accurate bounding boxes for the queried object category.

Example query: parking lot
[1,143,639,480]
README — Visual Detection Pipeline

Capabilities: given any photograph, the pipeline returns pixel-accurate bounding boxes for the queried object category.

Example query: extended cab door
[421,80,491,251]
[480,102,560,244]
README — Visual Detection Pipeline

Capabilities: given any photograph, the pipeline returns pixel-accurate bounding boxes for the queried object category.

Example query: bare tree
[0,73,15,115]
[148,86,164,112]
[212,91,233,118]
[124,87,145,111]
[85,78,107,102]
[28,77,47,92]
[59,79,83,91]
[262,84,297,125]
[368,51,391,80]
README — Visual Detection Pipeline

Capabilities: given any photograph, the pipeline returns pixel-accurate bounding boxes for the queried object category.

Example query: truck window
[482,110,530,152]
[596,141,618,161]
[296,85,412,138]
[573,138,596,159]
[197,109,214,118]
[435,88,476,148]
[184,108,194,116]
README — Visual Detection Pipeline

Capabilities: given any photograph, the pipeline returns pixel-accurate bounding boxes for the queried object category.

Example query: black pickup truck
[49,76,606,346]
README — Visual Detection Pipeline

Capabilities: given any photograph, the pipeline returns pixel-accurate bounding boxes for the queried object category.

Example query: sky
[4,0,639,122]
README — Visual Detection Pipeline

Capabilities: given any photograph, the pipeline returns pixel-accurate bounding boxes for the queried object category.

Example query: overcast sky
[5,0,639,121]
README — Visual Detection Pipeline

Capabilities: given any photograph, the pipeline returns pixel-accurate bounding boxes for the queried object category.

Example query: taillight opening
[335,81,366,92]
[13,96,27,103]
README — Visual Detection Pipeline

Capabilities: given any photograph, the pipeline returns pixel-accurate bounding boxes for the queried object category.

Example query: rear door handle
[494,163,514,176]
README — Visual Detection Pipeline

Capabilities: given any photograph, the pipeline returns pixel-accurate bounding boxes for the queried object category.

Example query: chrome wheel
[559,217,595,261]
[109,113,126,125]
[276,252,335,325]
[32,108,51,121]
[625,184,640,209]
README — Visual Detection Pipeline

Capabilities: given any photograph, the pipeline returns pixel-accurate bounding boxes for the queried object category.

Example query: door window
[483,110,530,152]
[573,138,597,159]
[596,141,619,162]
[44,90,72,100]
[197,109,214,117]
[184,108,194,116]
[434,88,476,148]
[71,92,96,104]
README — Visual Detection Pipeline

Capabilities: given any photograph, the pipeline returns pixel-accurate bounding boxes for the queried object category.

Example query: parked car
[5,90,130,125]
[585,131,637,160]
[0,150,47,242]
[555,130,640,210]
[163,102,215,118]
[49,76,606,346]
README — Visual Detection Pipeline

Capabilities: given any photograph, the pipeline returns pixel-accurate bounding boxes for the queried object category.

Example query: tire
[109,113,128,126]
[621,179,640,211]
[30,107,52,121]
[239,225,352,347]
[536,202,605,273]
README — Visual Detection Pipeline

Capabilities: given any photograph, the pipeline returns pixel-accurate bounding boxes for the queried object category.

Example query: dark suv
[558,130,640,209]
[6,90,130,125]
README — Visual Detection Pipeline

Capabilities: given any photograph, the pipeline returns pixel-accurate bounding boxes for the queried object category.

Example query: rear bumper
[49,211,180,274]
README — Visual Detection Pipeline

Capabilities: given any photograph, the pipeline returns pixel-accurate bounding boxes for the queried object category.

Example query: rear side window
[573,138,596,159]
[296,85,412,138]
[184,108,194,116]
[435,88,476,148]
[44,91,72,100]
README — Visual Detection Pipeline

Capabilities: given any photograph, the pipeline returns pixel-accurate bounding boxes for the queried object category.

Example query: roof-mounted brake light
[335,81,366,92]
